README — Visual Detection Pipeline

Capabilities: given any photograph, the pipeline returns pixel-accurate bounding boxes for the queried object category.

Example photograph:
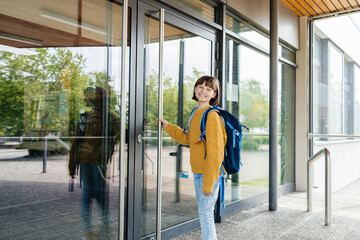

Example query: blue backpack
[184,105,248,215]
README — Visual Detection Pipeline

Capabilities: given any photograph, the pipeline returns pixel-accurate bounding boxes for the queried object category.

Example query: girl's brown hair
[192,75,220,105]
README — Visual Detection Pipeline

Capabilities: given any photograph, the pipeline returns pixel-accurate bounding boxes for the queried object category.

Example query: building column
[295,16,309,191]
[269,0,279,211]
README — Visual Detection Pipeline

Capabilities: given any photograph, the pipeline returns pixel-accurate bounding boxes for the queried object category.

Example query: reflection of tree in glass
[0,48,120,143]
[145,68,204,133]
[182,68,204,127]
[239,79,269,131]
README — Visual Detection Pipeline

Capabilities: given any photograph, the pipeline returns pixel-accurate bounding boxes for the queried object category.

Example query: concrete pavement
[173,180,360,240]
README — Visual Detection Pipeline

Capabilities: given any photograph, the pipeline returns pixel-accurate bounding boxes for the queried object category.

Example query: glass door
[0,1,130,239]
[135,2,215,239]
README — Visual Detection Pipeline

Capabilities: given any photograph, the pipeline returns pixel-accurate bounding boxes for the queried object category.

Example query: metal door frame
[117,0,138,239]
[134,1,217,239]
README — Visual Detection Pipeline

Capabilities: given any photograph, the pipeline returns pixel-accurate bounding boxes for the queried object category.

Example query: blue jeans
[80,164,109,231]
[194,173,221,240]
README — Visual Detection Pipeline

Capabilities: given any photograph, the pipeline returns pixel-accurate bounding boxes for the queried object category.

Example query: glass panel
[313,36,323,134]
[225,38,269,202]
[141,16,211,237]
[355,66,360,135]
[278,64,295,185]
[0,1,129,239]
[279,46,295,63]
[166,0,215,22]
[344,59,354,135]
[329,45,343,134]
[226,14,269,51]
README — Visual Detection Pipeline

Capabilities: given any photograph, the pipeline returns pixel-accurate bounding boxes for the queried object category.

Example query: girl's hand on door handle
[157,119,168,128]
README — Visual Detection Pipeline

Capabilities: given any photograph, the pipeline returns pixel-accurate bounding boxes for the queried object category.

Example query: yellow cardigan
[165,106,227,192]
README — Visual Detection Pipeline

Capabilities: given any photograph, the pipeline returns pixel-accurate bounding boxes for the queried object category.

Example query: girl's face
[194,82,217,104]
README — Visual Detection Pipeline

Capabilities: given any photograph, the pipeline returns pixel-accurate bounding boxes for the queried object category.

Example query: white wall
[313,141,360,192]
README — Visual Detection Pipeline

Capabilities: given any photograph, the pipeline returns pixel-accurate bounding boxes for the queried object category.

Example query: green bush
[242,138,260,151]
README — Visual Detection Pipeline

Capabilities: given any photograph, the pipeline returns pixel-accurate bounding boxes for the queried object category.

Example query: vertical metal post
[175,40,184,203]
[307,148,331,226]
[269,0,279,211]
[309,19,314,159]
[178,39,184,128]
[215,3,227,223]
[156,8,165,240]
[307,163,313,211]
[221,4,226,108]
[119,0,128,239]
[325,150,331,226]
[42,138,47,173]
[175,145,182,202]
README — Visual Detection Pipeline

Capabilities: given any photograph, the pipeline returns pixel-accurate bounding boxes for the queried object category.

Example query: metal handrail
[307,147,331,226]
[144,152,155,174]
[42,136,71,173]
[308,134,360,138]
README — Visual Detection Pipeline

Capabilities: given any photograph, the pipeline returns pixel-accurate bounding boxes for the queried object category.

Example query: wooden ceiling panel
[296,0,318,15]
[281,0,304,16]
[302,0,324,15]
[309,0,332,13]
[283,0,312,16]
[318,0,338,11]
[281,0,360,17]
[328,0,344,10]
[338,0,351,9]
[348,0,360,7]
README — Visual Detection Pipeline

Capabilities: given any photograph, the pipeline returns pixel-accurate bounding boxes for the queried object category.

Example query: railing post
[325,149,331,226]
[42,138,47,173]
[307,147,331,226]
[307,162,313,212]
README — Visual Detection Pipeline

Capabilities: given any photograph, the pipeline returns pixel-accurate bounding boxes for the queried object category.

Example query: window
[279,45,295,62]
[328,44,343,134]
[166,0,216,22]
[354,66,360,134]
[226,14,269,51]
[279,63,295,185]
[225,37,270,201]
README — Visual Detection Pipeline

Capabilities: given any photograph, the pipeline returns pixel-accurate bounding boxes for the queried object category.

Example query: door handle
[119,0,128,239]
[156,8,165,240]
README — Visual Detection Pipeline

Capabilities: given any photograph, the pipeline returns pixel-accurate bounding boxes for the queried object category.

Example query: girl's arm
[158,119,190,146]
[202,112,227,193]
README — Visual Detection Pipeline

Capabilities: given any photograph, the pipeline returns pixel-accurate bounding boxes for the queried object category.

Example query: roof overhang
[281,0,360,20]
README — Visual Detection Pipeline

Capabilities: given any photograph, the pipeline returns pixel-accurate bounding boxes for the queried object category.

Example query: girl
[158,75,226,240]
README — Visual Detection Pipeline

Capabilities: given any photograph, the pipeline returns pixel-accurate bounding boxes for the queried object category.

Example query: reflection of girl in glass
[69,86,119,240]
[158,76,226,240]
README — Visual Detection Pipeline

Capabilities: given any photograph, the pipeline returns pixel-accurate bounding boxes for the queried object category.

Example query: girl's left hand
[203,191,211,196]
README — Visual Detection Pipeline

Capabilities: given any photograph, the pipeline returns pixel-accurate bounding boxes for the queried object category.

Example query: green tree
[239,79,269,130]
[145,71,179,132]
[0,48,119,138]
[182,68,204,126]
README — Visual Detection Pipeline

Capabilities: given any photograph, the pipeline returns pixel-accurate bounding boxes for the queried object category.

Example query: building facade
[1,0,359,239]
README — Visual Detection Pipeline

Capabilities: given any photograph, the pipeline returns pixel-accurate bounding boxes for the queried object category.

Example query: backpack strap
[219,165,226,216]
[183,107,197,136]
[197,105,221,159]
[198,105,219,141]
[197,105,227,215]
